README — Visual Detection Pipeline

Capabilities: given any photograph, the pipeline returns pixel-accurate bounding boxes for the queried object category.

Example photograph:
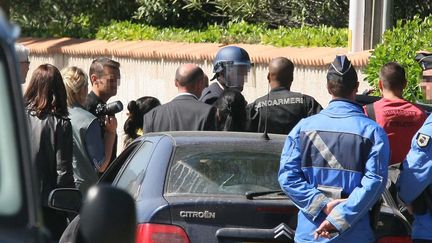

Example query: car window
[115,141,154,198]
[100,140,141,184]
[166,145,280,196]
[0,47,22,215]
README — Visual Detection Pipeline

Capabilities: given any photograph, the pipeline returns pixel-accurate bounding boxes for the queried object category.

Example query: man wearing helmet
[200,46,253,105]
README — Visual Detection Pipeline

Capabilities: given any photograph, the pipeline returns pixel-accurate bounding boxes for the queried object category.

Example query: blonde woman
[62,66,117,195]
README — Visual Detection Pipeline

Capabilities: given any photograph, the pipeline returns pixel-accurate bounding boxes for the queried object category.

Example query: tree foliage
[10,0,137,38]
[132,0,349,28]
[365,15,432,102]
[393,0,432,23]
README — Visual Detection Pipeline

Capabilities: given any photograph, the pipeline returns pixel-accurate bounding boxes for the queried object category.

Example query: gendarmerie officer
[279,55,389,242]
[397,52,432,243]
[247,57,322,134]
[199,46,253,105]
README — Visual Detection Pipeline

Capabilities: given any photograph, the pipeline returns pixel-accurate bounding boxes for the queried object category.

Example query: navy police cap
[415,52,432,71]
[327,55,358,83]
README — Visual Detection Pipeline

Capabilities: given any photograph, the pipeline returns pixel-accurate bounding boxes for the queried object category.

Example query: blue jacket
[279,99,389,242]
[397,114,432,240]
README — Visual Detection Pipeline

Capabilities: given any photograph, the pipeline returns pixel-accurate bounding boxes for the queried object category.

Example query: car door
[0,15,48,242]
[164,142,298,243]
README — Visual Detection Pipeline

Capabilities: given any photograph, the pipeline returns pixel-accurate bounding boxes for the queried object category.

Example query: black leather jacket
[25,109,74,206]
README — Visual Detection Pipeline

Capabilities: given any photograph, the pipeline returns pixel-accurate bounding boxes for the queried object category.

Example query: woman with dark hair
[123,96,161,148]
[23,64,75,240]
[214,89,247,131]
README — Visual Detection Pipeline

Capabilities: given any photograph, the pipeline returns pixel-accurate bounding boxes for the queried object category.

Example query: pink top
[364,98,427,165]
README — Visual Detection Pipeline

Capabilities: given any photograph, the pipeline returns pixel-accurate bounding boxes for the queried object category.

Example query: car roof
[139,131,287,146]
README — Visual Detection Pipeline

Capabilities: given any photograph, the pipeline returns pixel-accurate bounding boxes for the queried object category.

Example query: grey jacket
[69,106,99,195]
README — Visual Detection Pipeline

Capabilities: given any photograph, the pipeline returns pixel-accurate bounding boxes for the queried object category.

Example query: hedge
[96,21,348,48]
[365,15,432,102]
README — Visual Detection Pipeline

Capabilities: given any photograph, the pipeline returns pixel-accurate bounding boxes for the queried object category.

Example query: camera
[95,101,123,117]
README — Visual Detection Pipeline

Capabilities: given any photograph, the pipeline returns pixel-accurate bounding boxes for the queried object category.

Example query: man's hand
[104,116,117,134]
[405,205,413,215]
[314,220,338,240]
[323,198,347,215]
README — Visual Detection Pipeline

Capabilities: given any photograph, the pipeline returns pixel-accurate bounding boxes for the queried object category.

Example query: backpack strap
[365,103,376,121]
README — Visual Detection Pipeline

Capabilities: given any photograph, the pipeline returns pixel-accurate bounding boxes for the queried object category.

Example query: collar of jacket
[172,92,199,100]
[270,86,289,92]
[321,98,364,118]
[88,91,105,104]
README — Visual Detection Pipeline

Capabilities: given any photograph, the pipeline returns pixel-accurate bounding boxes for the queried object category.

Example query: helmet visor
[224,62,252,90]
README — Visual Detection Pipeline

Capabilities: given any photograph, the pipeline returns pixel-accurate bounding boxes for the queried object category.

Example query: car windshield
[166,143,281,196]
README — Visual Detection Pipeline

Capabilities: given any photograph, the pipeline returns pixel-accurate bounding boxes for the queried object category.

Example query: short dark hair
[326,56,358,98]
[269,57,294,86]
[89,57,120,79]
[327,78,358,98]
[379,62,406,91]
[175,65,204,86]
[24,64,68,117]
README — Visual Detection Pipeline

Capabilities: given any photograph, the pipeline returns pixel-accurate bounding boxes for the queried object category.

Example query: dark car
[0,11,49,243]
[99,131,412,243]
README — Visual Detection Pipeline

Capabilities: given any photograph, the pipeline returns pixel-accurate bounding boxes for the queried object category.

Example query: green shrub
[10,0,136,38]
[365,15,432,102]
[132,0,349,28]
[393,0,432,23]
[9,0,432,39]
[261,25,347,47]
[133,0,219,28]
[96,20,348,48]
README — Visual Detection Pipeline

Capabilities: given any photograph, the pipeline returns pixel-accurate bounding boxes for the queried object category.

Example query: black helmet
[212,46,253,90]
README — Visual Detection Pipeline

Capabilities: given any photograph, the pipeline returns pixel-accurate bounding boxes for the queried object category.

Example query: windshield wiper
[245,190,285,200]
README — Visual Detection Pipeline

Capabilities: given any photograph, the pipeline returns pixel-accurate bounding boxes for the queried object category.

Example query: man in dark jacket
[143,64,217,132]
[84,57,120,161]
[200,46,253,105]
[247,57,322,134]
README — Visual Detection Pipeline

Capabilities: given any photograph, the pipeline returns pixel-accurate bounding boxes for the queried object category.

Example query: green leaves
[365,15,432,102]
[261,25,347,47]
[96,20,348,48]
[10,0,137,38]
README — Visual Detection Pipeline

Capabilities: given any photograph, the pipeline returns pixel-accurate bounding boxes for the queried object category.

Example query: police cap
[327,55,358,83]
[415,52,432,71]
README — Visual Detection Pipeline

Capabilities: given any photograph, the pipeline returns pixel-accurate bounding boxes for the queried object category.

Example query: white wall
[23,53,371,154]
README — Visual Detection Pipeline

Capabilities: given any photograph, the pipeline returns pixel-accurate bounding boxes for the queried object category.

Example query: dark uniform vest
[247,87,322,134]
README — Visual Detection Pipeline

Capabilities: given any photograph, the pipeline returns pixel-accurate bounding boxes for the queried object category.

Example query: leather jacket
[25,109,74,206]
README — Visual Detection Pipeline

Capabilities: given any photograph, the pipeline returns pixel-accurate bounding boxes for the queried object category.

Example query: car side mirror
[48,188,82,213]
[80,184,136,243]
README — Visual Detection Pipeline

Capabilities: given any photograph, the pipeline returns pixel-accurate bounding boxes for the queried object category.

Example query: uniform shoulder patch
[417,133,431,148]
